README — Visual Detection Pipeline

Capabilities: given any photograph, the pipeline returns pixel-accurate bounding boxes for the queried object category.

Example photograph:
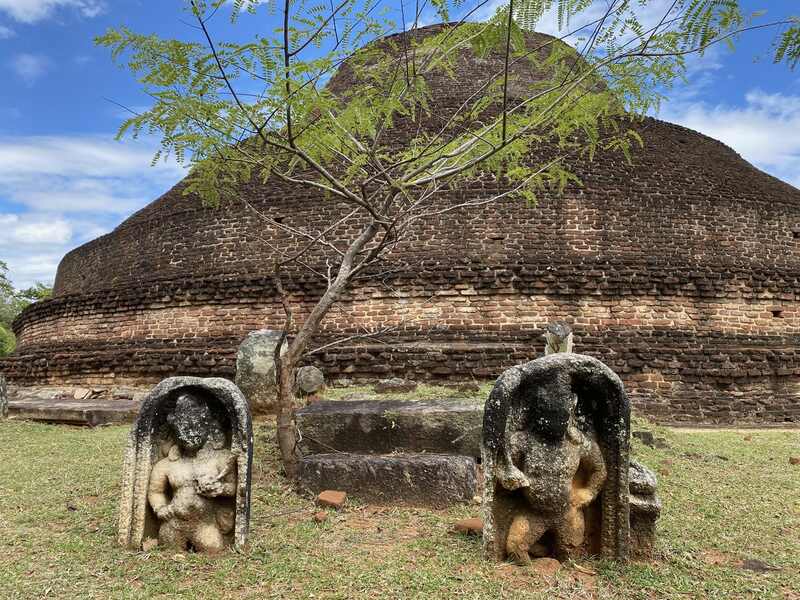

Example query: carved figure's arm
[147,460,174,519]
[197,455,238,497]
[573,438,607,507]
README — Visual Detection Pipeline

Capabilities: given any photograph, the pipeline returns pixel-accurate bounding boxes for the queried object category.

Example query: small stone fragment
[789,457,800,466]
[740,558,781,573]
[313,511,328,523]
[632,430,655,447]
[295,366,325,395]
[142,538,158,552]
[453,518,483,536]
[317,490,347,509]
[530,557,562,577]
[374,378,417,394]
[73,387,91,400]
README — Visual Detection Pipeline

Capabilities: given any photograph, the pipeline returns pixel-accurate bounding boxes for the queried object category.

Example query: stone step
[295,399,483,459]
[299,452,478,508]
[7,396,140,426]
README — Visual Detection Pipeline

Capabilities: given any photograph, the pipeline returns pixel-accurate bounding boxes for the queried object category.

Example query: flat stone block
[295,399,482,458]
[299,453,478,508]
[7,396,140,426]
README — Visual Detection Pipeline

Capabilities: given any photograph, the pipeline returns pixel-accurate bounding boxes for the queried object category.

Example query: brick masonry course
[1,25,799,425]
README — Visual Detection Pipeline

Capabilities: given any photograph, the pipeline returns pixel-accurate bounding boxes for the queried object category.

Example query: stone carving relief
[482,353,631,562]
[118,377,253,553]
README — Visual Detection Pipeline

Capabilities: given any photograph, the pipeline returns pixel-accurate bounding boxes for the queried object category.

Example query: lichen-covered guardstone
[482,353,631,562]
[118,377,253,552]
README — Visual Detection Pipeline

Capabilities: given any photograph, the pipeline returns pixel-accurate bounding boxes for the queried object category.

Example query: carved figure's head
[167,392,215,452]
[521,380,577,443]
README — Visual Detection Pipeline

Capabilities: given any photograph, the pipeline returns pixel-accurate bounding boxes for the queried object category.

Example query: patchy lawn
[0,417,798,599]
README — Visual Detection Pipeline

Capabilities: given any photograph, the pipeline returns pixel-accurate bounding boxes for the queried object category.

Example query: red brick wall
[3,26,799,425]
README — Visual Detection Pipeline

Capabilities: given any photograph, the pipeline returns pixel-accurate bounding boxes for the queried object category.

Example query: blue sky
[0,0,798,288]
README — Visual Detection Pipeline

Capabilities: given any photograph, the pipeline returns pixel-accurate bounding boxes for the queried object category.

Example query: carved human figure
[147,392,238,553]
[501,393,607,563]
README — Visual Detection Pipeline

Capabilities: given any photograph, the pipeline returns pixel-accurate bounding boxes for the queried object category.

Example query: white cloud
[10,53,49,85]
[0,214,71,245]
[0,0,104,24]
[0,24,14,38]
[661,89,800,188]
[0,135,185,288]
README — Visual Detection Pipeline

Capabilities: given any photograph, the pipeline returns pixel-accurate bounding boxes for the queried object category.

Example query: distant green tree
[97,0,799,476]
[0,261,53,357]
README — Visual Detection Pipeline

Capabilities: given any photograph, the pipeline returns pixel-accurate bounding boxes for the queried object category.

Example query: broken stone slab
[234,329,286,414]
[295,399,483,459]
[299,453,478,509]
[7,396,140,426]
[0,375,7,419]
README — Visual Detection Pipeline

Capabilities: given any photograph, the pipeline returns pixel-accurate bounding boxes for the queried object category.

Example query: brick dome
[4,25,800,424]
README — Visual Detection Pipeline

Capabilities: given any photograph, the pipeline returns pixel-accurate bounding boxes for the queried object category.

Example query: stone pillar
[234,329,287,413]
[543,321,573,355]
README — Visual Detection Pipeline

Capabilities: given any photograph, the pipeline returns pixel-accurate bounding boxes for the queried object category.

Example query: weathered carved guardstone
[118,377,253,552]
[482,353,630,563]
[235,329,286,413]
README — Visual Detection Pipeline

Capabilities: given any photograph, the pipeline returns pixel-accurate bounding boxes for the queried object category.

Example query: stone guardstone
[0,375,7,418]
[482,353,631,563]
[235,329,287,413]
[295,366,325,395]
[118,376,253,553]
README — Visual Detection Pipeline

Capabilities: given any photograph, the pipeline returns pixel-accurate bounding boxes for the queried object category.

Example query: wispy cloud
[0,0,105,24]
[10,53,49,86]
[0,135,184,288]
[0,24,14,38]
[661,89,800,188]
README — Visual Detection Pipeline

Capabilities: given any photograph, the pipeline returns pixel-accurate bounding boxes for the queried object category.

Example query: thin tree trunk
[275,359,301,478]
[272,220,382,478]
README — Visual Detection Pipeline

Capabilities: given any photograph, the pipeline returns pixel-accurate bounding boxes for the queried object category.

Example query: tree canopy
[0,262,52,357]
[96,0,799,476]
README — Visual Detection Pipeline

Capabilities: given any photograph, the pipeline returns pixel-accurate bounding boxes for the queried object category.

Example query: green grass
[0,418,798,599]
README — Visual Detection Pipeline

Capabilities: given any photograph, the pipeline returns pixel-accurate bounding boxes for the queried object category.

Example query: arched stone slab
[482,353,630,562]
[118,377,253,552]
